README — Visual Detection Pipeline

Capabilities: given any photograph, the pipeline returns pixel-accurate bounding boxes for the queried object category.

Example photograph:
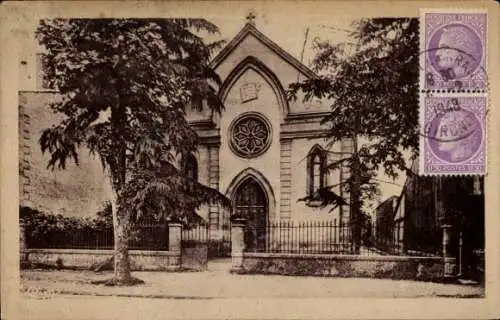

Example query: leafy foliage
[20,204,176,250]
[36,18,229,222]
[36,18,224,175]
[20,205,114,248]
[36,19,229,281]
[120,160,231,227]
[289,18,419,208]
[297,185,348,211]
[20,204,113,231]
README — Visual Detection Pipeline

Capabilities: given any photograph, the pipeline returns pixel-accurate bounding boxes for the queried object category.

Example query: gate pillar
[230,219,246,272]
[168,223,182,270]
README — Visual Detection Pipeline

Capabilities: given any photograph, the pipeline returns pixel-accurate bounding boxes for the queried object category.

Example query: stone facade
[180,23,353,254]
[19,103,31,207]
[187,23,351,243]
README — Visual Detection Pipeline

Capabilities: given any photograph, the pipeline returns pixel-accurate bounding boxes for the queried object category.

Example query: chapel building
[180,22,352,255]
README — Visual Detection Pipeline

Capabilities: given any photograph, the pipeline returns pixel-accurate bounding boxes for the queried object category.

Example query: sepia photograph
[1,1,498,319]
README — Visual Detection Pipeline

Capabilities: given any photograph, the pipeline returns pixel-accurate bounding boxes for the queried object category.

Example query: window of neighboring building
[182,153,198,181]
[307,145,326,197]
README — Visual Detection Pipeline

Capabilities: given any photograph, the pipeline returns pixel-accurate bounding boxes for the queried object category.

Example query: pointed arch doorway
[233,177,268,251]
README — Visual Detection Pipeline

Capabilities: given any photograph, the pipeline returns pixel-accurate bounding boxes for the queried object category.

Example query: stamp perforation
[418,9,488,176]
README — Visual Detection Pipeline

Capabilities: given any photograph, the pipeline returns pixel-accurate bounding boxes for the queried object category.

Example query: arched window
[307,146,326,196]
[182,153,198,182]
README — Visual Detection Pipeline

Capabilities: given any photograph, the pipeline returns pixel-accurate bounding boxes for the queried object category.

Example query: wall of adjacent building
[19,91,111,217]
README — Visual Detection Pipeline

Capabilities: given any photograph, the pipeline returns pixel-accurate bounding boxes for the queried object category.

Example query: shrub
[20,203,171,250]
[20,204,114,249]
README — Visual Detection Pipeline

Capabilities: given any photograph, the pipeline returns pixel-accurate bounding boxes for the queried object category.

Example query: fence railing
[181,224,209,245]
[246,220,356,254]
[372,222,441,257]
[130,224,169,251]
[25,227,114,250]
[26,223,170,251]
[245,220,442,257]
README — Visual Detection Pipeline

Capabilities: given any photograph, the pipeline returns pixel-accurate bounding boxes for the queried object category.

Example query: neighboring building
[19,93,111,217]
[394,160,442,256]
[393,159,484,279]
[374,196,398,251]
[19,21,352,256]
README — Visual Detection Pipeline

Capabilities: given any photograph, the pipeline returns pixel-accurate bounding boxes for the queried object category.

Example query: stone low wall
[22,249,181,271]
[239,252,448,281]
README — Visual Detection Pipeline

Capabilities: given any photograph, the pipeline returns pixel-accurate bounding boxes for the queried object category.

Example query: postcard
[1,1,499,319]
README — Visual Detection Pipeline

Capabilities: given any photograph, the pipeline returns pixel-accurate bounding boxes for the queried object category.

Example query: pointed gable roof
[210,23,316,79]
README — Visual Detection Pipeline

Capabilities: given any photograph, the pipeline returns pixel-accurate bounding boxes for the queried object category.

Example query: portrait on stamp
[421,95,486,174]
[422,12,487,91]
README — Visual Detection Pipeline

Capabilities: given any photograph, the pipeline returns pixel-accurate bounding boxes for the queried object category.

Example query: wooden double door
[234,178,268,251]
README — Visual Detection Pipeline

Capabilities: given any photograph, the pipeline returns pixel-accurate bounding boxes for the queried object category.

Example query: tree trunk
[350,166,362,254]
[109,187,133,284]
[106,102,139,285]
[98,173,138,285]
[351,131,361,255]
[90,185,144,286]
[350,42,363,255]
[114,209,132,283]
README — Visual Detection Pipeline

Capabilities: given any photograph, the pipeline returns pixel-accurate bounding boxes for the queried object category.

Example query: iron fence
[246,220,356,254]
[372,222,441,257]
[26,224,170,251]
[181,224,209,244]
[245,220,442,257]
[130,224,169,250]
[25,227,114,250]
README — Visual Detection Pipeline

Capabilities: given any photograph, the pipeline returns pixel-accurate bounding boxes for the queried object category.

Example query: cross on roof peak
[246,11,256,26]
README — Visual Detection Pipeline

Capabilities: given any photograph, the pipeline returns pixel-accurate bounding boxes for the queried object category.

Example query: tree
[288,18,419,252]
[36,19,230,285]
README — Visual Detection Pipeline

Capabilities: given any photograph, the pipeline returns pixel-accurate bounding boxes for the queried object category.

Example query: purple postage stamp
[420,10,488,91]
[420,95,487,175]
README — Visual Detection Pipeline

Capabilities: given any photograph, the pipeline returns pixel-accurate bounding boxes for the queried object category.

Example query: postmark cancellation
[419,94,487,175]
[420,10,488,92]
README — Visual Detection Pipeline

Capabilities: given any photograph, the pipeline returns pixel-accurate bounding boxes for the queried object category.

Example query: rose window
[229,113,271,158]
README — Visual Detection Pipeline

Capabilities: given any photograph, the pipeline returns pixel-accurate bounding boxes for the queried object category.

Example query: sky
[18,8,358,72]
[206,13,356,69]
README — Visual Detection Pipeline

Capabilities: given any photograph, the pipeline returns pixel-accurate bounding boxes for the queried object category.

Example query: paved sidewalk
[21,264,484,299]
[18,294,494,320]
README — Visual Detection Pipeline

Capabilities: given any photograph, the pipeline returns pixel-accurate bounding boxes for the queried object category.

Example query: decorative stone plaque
[240,82,261,103]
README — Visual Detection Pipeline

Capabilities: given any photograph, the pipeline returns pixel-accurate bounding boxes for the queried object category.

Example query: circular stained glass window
[229,113,272,158]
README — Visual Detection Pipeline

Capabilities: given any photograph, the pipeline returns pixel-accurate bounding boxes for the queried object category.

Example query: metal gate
[181,224,209,270]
